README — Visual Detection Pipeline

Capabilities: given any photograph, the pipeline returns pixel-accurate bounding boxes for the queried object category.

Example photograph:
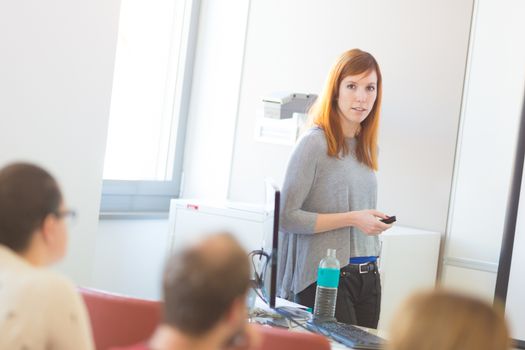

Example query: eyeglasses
[53,209,77,226]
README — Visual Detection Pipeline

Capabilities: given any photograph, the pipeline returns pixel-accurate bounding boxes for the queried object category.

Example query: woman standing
[277,49,392,328]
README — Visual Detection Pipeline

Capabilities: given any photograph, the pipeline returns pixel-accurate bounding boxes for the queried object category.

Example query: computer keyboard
[306,320,385,349]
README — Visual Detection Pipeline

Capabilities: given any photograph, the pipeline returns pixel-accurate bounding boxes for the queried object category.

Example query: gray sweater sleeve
[280,132,320,234]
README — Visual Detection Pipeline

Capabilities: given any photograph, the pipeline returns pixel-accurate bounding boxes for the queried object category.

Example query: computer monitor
[260,182,280,309]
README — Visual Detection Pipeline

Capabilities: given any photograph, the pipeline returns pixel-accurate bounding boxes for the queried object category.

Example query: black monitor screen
[261,183,280,309]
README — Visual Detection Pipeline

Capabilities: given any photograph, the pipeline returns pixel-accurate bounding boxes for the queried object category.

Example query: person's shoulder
[295,126,327,152]
[30,269,79,301]
[9,267,81,316]
[299,126,325,142]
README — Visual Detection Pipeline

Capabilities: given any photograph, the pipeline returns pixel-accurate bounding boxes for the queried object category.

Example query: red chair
[78,287,162,350]
[255,324,331,350]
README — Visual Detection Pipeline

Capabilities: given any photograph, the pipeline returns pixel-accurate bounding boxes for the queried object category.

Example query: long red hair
[310,49,382,170]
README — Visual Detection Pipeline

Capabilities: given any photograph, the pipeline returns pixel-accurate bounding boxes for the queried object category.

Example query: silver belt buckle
[359,263,370,274]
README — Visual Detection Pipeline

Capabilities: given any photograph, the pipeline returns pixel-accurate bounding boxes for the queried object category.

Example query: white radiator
[378,226,441,330]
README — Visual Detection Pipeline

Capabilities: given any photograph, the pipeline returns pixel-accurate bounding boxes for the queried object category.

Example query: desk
[252,296,386,349]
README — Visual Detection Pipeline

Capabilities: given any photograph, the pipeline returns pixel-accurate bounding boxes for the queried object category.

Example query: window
[101,0,199,213]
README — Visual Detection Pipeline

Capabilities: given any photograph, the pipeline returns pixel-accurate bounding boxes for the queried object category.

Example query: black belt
[340,261,377,275]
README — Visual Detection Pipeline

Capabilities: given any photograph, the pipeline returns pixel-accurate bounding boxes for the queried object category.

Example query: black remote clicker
[380,215,396,224]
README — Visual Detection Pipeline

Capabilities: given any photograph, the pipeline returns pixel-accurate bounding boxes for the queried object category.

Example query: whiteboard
[506,167,525,344]
[500,116,525,346]
[494,3,525,338]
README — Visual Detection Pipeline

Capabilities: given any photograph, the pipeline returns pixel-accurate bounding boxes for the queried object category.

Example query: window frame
[100,0,201,214]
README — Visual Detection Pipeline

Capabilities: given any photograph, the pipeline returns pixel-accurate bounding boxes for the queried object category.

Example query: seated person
[0,163,94,349]
[112,233,260,350]
[387,289,511,350]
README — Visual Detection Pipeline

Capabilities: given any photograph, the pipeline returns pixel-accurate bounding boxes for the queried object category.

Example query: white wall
[0,0,121,285]
[93,219,169,299]
[225,0,473,233]
[442,0,525,301]
[181,0,250,200]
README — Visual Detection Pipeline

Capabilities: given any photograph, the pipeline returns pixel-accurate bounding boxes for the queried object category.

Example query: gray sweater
[277,127,380,299]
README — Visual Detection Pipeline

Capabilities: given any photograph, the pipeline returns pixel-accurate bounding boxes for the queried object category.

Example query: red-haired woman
[277,49,393,328]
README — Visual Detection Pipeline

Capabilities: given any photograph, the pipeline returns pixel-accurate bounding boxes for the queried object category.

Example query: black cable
[252,286,267,305]
[274,307,310,330]
[248,250,328,337]
[248,249,271,305]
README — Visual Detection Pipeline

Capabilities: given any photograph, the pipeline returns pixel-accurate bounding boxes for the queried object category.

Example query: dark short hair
[0,163,62,252]
[163,233,250,335]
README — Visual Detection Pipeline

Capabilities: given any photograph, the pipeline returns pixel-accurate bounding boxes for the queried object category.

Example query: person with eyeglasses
[0,162,94,350]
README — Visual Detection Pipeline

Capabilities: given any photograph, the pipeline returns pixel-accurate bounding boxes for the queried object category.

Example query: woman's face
[336,70,378,127]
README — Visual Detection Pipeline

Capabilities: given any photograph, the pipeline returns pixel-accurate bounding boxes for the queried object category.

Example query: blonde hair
[388,289,511,350]
[309,48,382,170]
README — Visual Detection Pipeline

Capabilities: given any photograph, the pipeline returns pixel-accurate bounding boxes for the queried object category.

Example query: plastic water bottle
[313,249,340,320]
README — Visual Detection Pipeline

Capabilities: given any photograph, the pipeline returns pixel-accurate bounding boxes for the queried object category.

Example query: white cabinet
[378,226,441,330]
[168,199,274,253]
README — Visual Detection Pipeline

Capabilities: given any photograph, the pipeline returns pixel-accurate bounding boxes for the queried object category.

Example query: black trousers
[294,263,381,329]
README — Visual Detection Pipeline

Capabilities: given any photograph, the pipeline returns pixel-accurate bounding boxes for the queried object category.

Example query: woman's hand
[348,210,392,235]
